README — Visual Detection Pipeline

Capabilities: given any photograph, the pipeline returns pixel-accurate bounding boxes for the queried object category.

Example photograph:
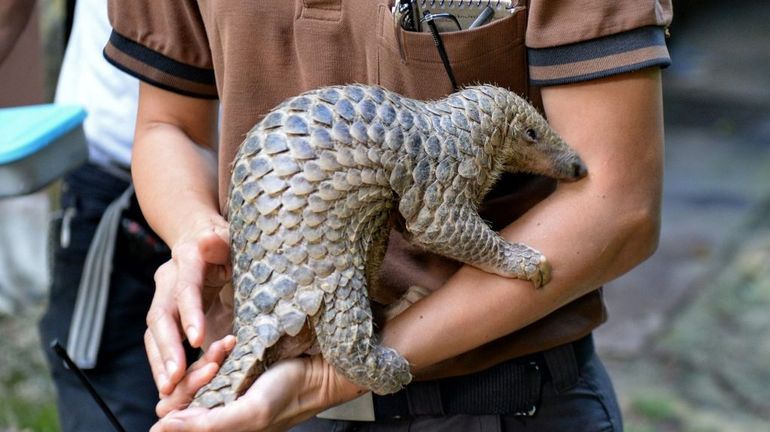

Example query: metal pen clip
[421,10,459,91]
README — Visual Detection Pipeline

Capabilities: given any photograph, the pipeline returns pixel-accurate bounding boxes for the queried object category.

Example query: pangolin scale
[190,84,587,408]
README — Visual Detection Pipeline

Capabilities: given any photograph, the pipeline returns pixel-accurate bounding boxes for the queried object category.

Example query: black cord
[422,11,459,92]
[50,340,128,432]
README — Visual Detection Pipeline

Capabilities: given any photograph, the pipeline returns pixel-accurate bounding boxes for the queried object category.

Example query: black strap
[544,338,580,394]
[440,359,541,416]
[407,381,444,416]
[373,334,595,419]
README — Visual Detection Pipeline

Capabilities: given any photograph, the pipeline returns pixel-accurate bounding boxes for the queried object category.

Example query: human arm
[151,67,664,430]
[0,0,36,65]
[132,82,229,395]
[382,67,663,371]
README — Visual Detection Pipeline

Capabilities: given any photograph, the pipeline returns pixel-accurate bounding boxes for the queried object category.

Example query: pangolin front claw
[532,255,551,289]
[522,252,550,289]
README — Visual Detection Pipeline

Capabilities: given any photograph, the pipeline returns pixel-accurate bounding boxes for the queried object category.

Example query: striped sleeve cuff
[527,26,671,87]
[104,30,218,99]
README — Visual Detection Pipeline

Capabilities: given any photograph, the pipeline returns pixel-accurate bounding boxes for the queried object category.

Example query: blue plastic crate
[0,104,88,198]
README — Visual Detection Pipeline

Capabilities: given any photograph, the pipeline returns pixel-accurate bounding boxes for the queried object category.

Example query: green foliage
[630,393,680,422]
[0,397,59,432]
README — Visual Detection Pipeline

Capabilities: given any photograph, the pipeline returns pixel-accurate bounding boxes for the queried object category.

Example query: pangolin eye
[525,128,538,142]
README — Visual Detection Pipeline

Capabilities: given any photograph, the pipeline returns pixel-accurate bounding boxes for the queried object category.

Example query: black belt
[372,334,595,419]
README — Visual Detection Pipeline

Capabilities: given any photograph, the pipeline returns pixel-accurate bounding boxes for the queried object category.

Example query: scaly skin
[190,84,587,408]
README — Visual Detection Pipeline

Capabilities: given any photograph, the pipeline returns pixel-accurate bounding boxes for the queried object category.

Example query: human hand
[151,355,366,432]
[145,217,231,395]
[201,282,235,349]
[156,335,237,418]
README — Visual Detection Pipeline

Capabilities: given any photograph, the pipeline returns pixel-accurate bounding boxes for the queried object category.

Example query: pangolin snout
[558,156,587,181]
[572,160,588,179]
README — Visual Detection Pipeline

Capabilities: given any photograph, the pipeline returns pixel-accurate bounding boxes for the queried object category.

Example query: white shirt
[54,0,137,169]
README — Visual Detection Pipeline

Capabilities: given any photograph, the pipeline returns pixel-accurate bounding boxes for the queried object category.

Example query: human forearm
[382,69,664,374]
[132,83,220,246]
[133,122,220,245]
[133,83,227,392]
[385,174,659,374]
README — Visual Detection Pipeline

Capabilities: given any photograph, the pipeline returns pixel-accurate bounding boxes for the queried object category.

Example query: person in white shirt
[37,1,189,429]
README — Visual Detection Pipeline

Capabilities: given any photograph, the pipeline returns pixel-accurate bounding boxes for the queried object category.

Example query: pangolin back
[190,84,586,408]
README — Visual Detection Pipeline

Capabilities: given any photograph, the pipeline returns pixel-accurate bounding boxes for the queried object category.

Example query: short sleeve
[526,0,673,86]
[103,0,217,98]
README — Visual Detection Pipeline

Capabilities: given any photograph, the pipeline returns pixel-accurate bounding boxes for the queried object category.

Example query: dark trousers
[293,337,623,432]
[38,163,170,432]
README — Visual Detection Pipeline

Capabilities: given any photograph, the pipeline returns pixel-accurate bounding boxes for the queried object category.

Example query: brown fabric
[0,2,43,107]
[103,43,217,98]
[107,1,212,70]
[528,44,671,82]
[103,0,673,378]
[526,0,673,48]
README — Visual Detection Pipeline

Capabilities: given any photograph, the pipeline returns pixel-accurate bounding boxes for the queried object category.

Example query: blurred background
[1,0,769,431]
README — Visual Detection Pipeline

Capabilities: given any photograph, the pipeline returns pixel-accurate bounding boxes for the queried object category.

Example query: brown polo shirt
[105,0,672,378]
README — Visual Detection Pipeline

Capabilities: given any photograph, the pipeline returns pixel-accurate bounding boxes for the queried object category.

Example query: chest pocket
[376,4,528,100]
[301,0,342,21]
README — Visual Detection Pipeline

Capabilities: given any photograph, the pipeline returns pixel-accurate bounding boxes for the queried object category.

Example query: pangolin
[190,84,587,408]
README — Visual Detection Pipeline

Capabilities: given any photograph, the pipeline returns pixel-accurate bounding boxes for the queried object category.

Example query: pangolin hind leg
[188,337,266,409]
[310,263,412,395]
[189,322,316,409]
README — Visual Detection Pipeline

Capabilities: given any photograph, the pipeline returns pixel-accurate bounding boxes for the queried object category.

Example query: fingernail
[158,373,169,393]
[166,360,177,377]
[187,326,199,342]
